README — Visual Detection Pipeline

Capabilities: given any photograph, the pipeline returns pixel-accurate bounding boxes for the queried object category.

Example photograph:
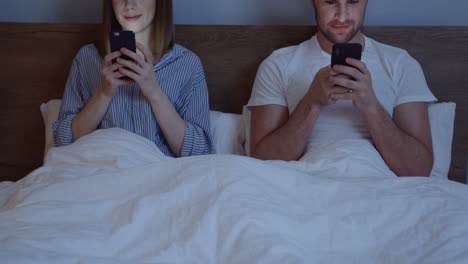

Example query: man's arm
[331,58,433,176]
[250,99,320,161]
[363,102,433,176]
[250,66,349,160]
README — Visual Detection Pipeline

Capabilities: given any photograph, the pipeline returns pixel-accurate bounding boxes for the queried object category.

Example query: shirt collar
[153,44,186,70]
[310,33,370,58]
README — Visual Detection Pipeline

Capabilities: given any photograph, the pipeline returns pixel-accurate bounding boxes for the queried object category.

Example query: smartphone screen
[331,43,362,67]
[110,30,136,80]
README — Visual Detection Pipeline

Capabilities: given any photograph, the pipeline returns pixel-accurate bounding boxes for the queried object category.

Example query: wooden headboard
[0,23,467,183]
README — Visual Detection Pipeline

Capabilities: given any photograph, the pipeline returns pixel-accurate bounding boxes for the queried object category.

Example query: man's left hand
[329,58,380,114]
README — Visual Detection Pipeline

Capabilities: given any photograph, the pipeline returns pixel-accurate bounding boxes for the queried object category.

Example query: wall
[1,0,467,26]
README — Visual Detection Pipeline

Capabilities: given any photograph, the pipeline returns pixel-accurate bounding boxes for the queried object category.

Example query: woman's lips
[124,15,142,21]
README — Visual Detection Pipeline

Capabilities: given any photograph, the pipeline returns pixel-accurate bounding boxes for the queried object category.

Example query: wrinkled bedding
[0,128,467,264]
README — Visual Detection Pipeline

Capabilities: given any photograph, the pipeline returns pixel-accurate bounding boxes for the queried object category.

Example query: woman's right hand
[99,51,133,98]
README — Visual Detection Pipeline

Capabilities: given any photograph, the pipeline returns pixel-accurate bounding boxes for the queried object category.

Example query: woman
[53,0,214,157]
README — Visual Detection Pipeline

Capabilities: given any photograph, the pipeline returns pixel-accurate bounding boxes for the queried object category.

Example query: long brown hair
[98,0,175,64]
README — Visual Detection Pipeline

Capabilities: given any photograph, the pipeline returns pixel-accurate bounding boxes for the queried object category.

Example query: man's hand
[329,58,380,114]
[308,66,350,107]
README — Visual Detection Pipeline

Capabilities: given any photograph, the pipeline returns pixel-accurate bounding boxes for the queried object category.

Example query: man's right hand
[307,66,350,107]
[99,51,133,98]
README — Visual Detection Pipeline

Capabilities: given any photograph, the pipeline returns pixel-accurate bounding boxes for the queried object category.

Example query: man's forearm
[364,105,433,176]
[252,95,321,161]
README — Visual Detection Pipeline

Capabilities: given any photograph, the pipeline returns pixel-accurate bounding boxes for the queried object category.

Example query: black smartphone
[331,43,362,67]
[110,30,136,80]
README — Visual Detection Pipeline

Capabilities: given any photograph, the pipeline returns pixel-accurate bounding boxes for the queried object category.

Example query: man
[247,0,436,176]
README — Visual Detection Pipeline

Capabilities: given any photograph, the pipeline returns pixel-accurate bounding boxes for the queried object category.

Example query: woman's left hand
[117,42,161,102]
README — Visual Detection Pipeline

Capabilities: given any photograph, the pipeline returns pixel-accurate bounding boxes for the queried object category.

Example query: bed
[0,23,467,263]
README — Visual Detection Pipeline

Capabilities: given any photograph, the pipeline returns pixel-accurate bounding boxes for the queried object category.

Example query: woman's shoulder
[171,44,202,64]
[73,43,101,63]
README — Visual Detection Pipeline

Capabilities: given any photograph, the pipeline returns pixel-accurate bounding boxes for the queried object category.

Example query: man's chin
[325,33,356,44]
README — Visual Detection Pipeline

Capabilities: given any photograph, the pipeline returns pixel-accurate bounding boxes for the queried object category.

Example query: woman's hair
[98,0,175,64]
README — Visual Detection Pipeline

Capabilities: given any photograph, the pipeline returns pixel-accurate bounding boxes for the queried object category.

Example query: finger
[345,58,369,75]
[332,64,362,80]
[121,47,146,66]
[116,79,135,86]
[329,87,351,94]
[106,63,123,74]
[111,71,135,85]
[327,97,337,105]
[329,68,339,76]
[104,51,122,66]
[136,42,154,64]
[117,58,143,75]
[330,76,358,90]
[336,73,352,79]
[112,70,127,79]
[328,74,351,86]
[331,93,355,101]
[119,67,140,81]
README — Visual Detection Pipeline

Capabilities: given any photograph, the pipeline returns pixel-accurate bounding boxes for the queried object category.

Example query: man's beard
[314,10,364,44]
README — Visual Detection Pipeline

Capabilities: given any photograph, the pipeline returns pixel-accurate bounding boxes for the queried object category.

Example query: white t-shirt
[246,34,437,148]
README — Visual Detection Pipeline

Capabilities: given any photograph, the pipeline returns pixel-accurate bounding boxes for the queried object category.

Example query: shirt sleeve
[247,53,287,108]
[52,58,85,147]
[395,52,437,106]
[179,64,215,157]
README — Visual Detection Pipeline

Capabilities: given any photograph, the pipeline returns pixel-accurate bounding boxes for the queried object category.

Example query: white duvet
[1,128,467,264]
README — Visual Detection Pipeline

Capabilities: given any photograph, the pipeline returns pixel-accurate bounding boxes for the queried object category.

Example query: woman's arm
[146,86,187,157]
[71,89,113,141]
[71,51,131,141]
[118,44,213,157]
[53,49,131,146]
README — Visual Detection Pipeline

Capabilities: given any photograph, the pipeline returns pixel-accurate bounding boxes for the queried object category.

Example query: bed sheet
[1,128,467,264]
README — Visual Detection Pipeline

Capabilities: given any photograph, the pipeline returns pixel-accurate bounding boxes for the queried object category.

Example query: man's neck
[316,31,365,55]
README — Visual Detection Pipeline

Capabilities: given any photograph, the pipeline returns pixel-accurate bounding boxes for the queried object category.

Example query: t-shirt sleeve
[394,52,437,106]
[247,53,287,108]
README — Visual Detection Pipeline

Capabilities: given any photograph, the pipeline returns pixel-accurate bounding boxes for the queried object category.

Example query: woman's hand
[117,43,162,102]
[99,51,133,98]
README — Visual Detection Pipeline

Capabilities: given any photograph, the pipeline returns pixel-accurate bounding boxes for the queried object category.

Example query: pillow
[40,100,246,158]
[242,102,456,179]
[209,111,245,155]
[428,102,456,179]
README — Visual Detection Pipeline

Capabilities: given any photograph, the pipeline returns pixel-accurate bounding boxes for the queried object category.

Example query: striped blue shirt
[53,43,214,157]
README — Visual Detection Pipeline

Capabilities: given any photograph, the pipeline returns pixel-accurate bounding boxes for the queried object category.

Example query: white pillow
[428,102,456,179]
[209,111,245,155]
[242,102,456,179]
[40,100,246,158]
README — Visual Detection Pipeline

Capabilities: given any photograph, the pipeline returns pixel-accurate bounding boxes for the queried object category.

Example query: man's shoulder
[264,38,313,66]
[367,37,413,62]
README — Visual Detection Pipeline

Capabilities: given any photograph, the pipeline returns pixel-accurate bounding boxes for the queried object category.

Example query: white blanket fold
[0,128,467,264]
